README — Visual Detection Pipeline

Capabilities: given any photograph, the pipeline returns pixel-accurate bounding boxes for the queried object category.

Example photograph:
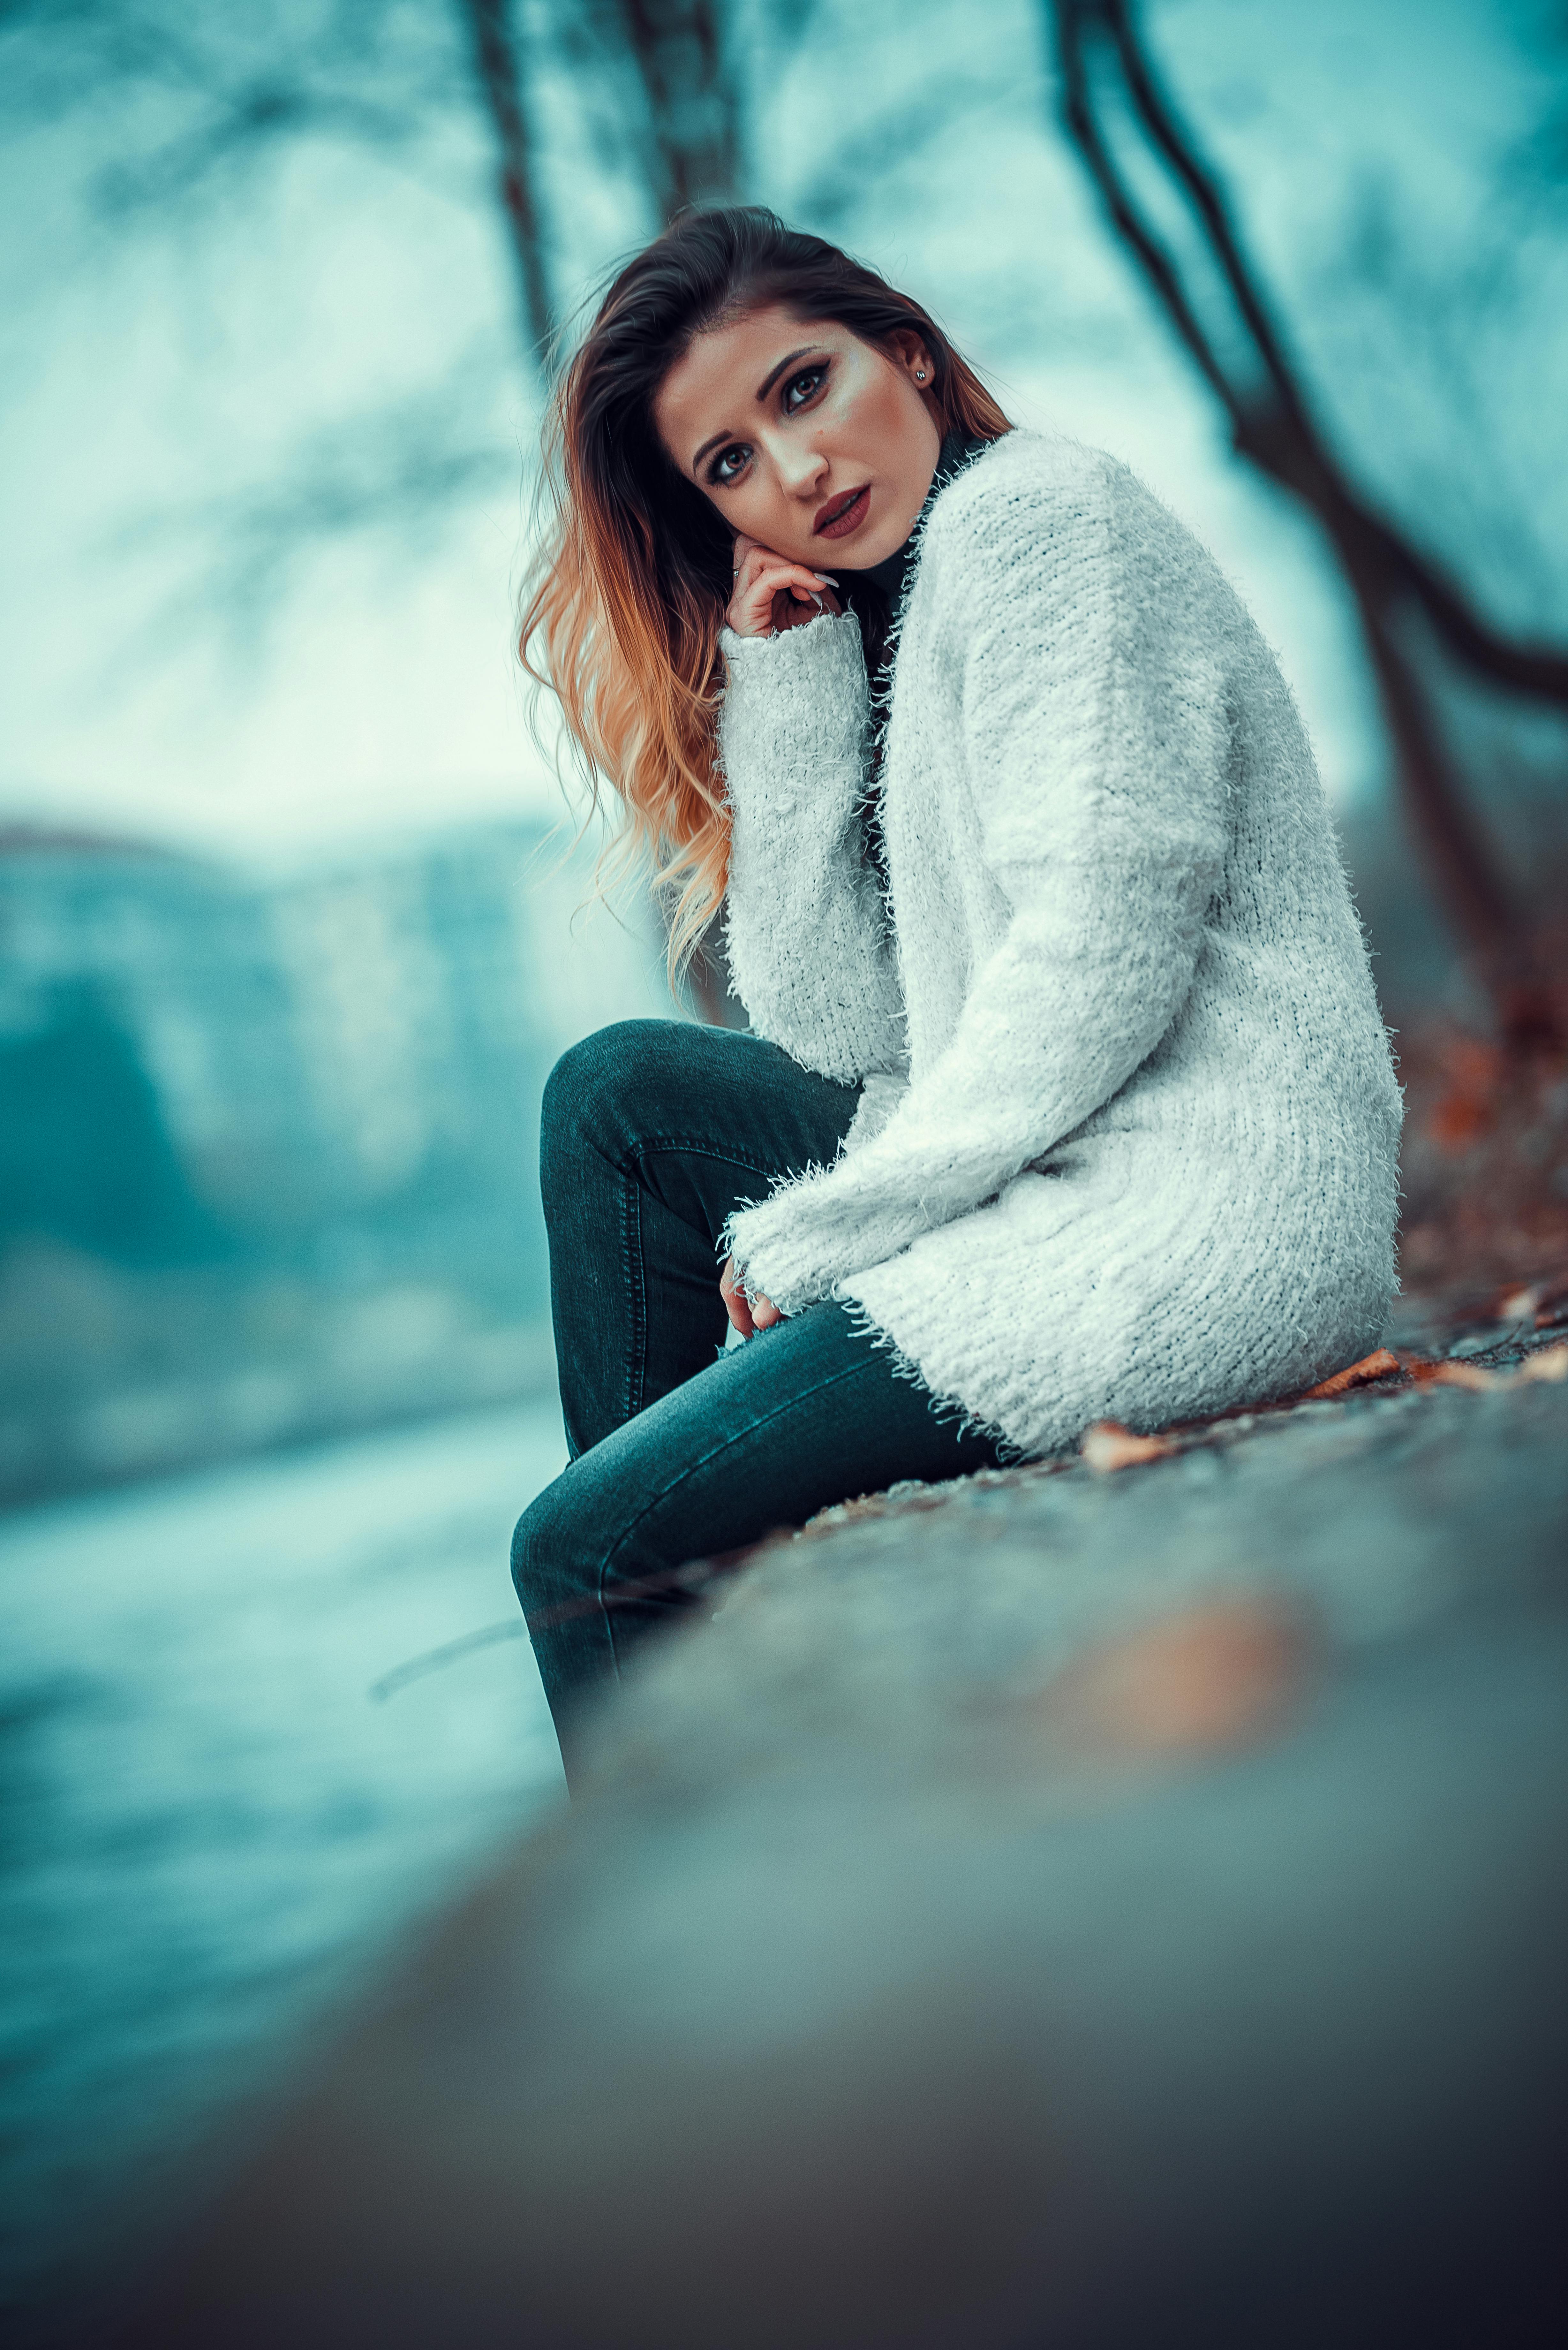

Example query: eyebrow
[689,345,820,478]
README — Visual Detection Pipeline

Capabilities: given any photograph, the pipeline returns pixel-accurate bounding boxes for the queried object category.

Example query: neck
[850,428,986,606]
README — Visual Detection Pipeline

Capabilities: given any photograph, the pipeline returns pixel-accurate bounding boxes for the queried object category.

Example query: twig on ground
[370,1618,530,1702]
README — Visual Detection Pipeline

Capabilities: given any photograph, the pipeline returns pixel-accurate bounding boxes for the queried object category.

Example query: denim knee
[510,1471,598,1625]
[540,1020,670,1192]
[542,1019,639,1159]
[540,1016,743,1197]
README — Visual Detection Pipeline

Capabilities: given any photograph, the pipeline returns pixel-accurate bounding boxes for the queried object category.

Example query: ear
[888,328,936,390]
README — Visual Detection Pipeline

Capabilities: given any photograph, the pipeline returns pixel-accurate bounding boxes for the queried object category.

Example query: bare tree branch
[792,71,1020,229]
[612,0,742,217]
[113,353,515,641]
[1095,4,1568,705]
[1049,0,1568,1026]
[4,0,753,1023]
[0,2,456,210]
[459,0,555,372]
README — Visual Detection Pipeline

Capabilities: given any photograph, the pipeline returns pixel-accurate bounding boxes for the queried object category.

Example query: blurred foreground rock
[83,1295,1568,2348]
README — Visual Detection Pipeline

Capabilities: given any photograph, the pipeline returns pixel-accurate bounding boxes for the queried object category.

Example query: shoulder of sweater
[927,428,1117,531]
[918,429,1252,655]
[925,428,1211,575]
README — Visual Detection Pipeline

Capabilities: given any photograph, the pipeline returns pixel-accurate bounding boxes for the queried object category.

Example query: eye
[782,363,828,413]
[708,442,750,486]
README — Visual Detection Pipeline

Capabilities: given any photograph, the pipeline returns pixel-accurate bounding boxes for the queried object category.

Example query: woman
[512,207,1401,1782]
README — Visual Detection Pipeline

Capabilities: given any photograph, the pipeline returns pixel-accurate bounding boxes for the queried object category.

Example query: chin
[839,525,908,571]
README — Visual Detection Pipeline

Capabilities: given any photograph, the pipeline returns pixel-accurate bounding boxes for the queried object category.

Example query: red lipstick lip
[814,484,871,538]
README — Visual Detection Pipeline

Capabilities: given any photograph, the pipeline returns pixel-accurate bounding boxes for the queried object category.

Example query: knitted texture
[717,431,1403,1459]
[720,613,905,1085]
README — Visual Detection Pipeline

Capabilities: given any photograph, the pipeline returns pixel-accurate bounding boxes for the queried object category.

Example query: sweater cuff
[722,1164,924,1318]
[718,613,869,788]
[719,609,864,672]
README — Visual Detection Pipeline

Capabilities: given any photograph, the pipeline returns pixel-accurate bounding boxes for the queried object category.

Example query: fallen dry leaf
[1042,1597,1315,1758]
[1429,1094,1495,1152]
[1399,1346,1567,1394]
[1426,1035,1506,1156]
[1302,1347,1401,1400]
[1081,1421,1178,1473]
[1426,1359,1502,1392]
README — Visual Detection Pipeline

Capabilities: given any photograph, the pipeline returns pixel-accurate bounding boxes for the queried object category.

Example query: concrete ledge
[84,1320,1568,2348]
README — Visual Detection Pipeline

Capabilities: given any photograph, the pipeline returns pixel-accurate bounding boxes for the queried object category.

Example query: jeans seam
[597,1343,870,1677]
[622,1167,646,1427]
[621,1139,800,1183]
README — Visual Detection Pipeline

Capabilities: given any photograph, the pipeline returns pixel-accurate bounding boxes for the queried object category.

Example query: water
[0,1400,568,2317]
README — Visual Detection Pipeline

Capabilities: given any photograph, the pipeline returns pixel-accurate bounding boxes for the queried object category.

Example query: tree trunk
[461,0,555,372]
[616,0,742,221]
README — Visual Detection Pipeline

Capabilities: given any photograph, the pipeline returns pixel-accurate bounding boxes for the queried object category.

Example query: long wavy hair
[518,207,1012,974]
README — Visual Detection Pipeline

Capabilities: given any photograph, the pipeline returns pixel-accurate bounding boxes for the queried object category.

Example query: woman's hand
[726,534,841,638]
[721,1253,781,1337]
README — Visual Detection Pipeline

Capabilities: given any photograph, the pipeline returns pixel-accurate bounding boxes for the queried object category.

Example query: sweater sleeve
[718,613,905,1086]
[724,457,1231,1311]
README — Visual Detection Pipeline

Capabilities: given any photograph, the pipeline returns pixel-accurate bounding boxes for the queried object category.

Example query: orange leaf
[1428,1360,1501,1392]
[1302,1347,1400,1400]
[1429,1094,1494,1152]
[1081,1421,1178,1473]
[1535,1272,1568,1327]
[1442,1036,1505,1089]
[1043,1598,1313,1759]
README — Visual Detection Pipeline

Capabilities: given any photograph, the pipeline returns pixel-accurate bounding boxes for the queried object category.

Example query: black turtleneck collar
[840,428,987,624]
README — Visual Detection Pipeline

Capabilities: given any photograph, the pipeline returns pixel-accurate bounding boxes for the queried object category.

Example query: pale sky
[1,0,1560,867]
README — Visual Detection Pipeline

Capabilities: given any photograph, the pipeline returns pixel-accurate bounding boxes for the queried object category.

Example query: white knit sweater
[718,430,1402,1459]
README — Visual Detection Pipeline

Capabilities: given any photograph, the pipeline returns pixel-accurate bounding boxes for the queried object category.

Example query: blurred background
[2,0,1566,2325]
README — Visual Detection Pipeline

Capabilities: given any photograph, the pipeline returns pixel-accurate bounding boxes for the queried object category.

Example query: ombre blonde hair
[518,208,1011,976]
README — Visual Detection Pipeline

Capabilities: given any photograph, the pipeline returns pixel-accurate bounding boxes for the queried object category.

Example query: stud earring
[916,368,926,381]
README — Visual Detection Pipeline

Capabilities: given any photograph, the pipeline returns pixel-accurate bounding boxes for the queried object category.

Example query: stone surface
[71,1296,1568,2346]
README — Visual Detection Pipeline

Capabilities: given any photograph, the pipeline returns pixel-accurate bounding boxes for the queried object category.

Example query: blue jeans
[511,1020,1003,1780]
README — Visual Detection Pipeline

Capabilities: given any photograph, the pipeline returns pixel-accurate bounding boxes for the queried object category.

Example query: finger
[730,558,835,636]
[736,544,784,591]
[752,1294,782,1330]
[748,560,833,600]
[720,1256,755,1338]
[742,548,832,586]
[731,553,788,612]
[779,583,841,615]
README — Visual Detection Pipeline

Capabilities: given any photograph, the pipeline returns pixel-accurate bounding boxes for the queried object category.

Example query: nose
[777,439,829,499]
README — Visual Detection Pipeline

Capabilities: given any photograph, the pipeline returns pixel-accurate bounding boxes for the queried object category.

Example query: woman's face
[653,302,943,570]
